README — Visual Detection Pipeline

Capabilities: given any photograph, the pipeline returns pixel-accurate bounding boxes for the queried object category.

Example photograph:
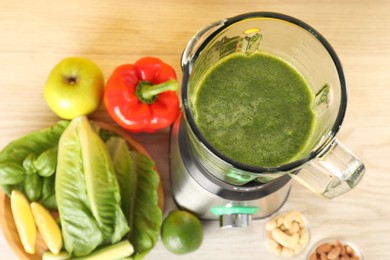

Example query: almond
[316,243,333,254]
[327,245,342,259]
[309,252,319,260]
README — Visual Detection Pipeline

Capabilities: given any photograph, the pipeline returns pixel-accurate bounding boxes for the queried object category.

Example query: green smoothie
[193,52,316,167]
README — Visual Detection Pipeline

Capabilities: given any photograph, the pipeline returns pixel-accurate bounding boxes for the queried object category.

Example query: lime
[161,210,203,254]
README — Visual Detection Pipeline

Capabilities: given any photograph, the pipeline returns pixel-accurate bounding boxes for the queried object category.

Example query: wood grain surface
[0,0,389,259]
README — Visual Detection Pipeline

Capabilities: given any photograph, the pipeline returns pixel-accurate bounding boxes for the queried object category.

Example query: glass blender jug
[170,12,365,227]
[181,12,364,198]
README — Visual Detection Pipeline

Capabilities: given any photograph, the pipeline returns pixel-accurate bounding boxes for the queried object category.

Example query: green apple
[44,57,104,120]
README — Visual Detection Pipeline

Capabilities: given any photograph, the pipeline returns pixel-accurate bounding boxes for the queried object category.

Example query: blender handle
[289,139,365,199]
[181,19,227,68]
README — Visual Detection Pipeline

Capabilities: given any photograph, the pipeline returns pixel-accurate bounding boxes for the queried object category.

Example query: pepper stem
[136,79,179,104]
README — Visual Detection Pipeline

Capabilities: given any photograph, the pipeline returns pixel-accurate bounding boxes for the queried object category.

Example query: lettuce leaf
[105,137,136,223]
[56,117,129,256]
[78,117,129,244]
[130,151,162,259]
[56,117,103,256]
[105,137,162,259]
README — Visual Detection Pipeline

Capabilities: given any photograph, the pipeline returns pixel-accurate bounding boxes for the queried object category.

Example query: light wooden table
[0,0,389,259]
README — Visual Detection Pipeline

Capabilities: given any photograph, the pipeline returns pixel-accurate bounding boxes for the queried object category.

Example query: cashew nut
[299,229,309,245]
[267,237,282,256]
[265,211,309,257]
[281,247,295,257]
[282,210,303,229]
[265,217,278,231]
[271,228,299,249]
[276,212,288,226]
[287,221,300,235]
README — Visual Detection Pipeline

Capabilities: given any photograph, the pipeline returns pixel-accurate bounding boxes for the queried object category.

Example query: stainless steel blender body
[170,114,292,227]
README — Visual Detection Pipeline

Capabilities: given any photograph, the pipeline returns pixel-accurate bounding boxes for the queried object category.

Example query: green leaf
[40,174,57,210]
[78,117,129,244]
[40,193,57,211]
[23,153,37,175]
[0,121,69,164]
[0,163,25,185]
[105,136,162,259]
[0,121,69,193]
[34,147,57,177]
[1,182,24,197]
[41,174,55,201]
[129,152,162,259]
[98,128,119,142]
[23,172,42,201]
[105,137,135,223]
[56,117,104,256]
[56,116,129,257]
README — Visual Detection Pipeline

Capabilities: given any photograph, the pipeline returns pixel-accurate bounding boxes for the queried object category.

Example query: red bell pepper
[104,57,180,133]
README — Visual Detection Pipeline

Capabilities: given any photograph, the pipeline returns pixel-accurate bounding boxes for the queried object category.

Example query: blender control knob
[210,206,259,228]
[219,213,252,228]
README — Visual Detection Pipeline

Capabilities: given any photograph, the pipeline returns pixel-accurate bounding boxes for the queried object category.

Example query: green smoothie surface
[193,52,316,167]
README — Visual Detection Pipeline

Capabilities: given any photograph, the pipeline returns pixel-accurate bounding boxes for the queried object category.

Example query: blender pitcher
[180,12,365,199]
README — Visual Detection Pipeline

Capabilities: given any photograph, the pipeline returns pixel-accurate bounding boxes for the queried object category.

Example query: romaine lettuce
[105,137,135,223]
[105,136,162,259]
[129,151,162,260]
[56,117,129,256]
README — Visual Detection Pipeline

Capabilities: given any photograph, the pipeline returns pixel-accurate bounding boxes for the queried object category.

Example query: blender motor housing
[169,114,291,228]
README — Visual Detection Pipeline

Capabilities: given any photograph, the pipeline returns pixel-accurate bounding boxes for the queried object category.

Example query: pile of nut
[308,240,360,260]
[265,210,309,257]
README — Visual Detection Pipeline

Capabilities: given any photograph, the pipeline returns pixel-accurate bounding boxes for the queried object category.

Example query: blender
[169,12,365,228]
